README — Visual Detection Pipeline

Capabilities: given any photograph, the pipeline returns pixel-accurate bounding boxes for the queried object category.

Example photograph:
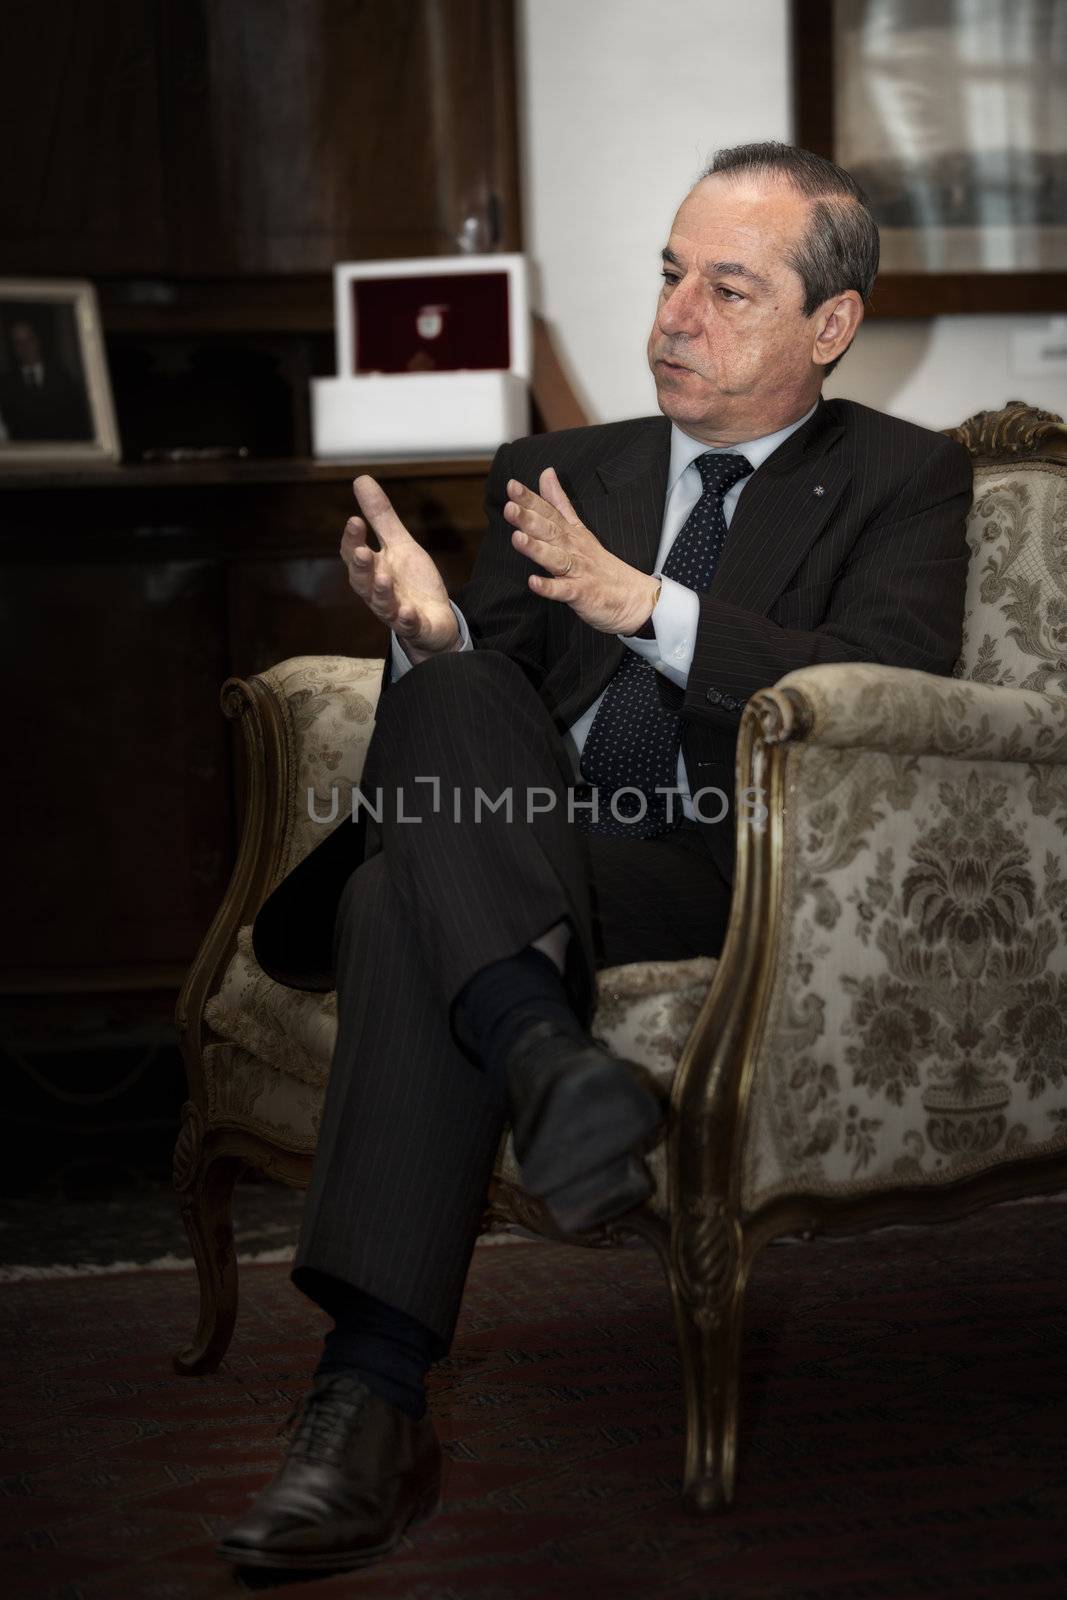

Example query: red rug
[1,1202,1065,1599]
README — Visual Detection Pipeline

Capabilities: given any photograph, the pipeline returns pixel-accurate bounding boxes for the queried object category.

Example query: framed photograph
[0,279,120,467]
[332,254,531,382]
[792,0,1067,314]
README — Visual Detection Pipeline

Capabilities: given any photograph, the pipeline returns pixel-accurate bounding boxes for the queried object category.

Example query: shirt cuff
[390,602,471,677]
[622,576,698,687]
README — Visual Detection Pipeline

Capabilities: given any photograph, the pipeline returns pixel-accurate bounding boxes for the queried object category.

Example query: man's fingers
[505,478,563,537]
[528,572,576,602]
[505,496,561,544]
[393,602,421,636]
[371,566,398,608]
[341,515,370,554]
[539,466,580,524]
[341,531,400,621]
[352,475,410,546]
[510,526,575,576]
[341,529,376,592]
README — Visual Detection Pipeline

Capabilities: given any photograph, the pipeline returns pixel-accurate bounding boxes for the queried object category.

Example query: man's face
[12,322,42,366]
[647,175,828,443]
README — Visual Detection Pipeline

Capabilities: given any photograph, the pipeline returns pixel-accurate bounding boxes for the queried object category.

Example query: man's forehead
[668,173,810,258]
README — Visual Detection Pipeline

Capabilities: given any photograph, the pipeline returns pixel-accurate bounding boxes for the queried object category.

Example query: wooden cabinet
[0,0,530,1185]
[0,458,490,989]
[4,554,231,972]
[1,0,520,280]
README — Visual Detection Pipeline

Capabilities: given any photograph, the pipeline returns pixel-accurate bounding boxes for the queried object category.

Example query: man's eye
[660,270,680,286]
[717,286,743,302]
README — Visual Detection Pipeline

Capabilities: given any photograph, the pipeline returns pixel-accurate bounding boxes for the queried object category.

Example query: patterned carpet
[0,1178,308,1279]
[1,1201,1065,1600]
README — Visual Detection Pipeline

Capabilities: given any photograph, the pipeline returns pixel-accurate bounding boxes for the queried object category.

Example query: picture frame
[332,254,531,382]
[0,278,120,467]
[792,0,1067,315]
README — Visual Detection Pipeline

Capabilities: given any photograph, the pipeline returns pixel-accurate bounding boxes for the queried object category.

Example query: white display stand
[311,254,530,458]
[312,370,529,460]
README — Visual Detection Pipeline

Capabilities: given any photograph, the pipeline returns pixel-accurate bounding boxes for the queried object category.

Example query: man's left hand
[505,469,659,636]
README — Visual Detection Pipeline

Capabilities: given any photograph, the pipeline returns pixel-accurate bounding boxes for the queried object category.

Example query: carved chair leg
[172,1106,244,1375]
[666,1208,749,1513]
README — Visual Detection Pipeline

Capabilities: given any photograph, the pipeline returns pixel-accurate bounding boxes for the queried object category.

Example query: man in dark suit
[0,317,92,442]
[220,142,972,1574]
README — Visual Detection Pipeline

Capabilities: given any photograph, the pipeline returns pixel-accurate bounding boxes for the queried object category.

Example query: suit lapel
[553,402,849,720]
[564,417,672,708]
[586,415,672,568]
[710,399,850,614]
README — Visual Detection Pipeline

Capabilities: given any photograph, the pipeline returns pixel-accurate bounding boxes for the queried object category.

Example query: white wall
[517,0,1066,431]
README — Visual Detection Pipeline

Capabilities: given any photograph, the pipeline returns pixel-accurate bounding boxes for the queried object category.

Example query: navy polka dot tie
[579,451,752,838]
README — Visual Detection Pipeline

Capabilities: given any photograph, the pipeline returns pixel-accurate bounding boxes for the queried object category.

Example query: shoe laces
[282,1375,371,1467]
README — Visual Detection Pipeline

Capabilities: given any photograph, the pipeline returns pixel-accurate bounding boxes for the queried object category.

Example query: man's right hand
[340,476,460,664]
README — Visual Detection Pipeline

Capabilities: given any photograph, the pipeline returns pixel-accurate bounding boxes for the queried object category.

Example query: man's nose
[657,277,702,337]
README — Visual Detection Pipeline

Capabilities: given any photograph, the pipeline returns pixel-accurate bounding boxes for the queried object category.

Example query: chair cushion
[206,928,338,1091]
[205,929,716,1208]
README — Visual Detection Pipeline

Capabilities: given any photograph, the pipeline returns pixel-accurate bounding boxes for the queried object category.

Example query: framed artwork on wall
[0,279,119,467]
[792,0,1067,314]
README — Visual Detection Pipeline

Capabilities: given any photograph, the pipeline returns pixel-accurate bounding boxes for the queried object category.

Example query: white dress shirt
[390,403,816,817]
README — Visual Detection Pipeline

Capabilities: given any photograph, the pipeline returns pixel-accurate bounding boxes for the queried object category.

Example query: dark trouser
[292,650,732,1347]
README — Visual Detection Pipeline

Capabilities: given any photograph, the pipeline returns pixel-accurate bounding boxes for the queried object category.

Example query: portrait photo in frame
[0,279,120,467]
[792,0,1067,314]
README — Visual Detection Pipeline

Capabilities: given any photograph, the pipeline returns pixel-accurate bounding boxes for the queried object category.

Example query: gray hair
[701,141,880,373]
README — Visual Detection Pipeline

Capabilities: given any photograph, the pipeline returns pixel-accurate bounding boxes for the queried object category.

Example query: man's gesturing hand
[505,468,659,636]
[340,476,460,663]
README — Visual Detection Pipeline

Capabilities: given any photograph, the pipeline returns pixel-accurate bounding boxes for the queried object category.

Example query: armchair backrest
[947,403,1067,696]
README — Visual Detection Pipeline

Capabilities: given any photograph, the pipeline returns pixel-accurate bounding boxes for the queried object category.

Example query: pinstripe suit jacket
[254,396,972,987]
[458,395,972,882]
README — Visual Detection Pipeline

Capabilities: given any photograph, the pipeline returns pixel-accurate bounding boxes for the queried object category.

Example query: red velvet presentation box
[312,255,530,458]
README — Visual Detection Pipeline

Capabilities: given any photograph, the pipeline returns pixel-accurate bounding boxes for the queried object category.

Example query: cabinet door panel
[0,0,519,278]
[172,0,520,272]
[228,557,388,680]
[226,473,486,676]
[3,559,231,971]
[0,0,168,275]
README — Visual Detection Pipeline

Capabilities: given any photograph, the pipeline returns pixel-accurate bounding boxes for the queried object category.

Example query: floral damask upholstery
[955,460,1067,695]
[739,672,1067,1208]
[265,654,383,877]
[204,919,713,1206]
[730,454,1067,1208]
[176,404,1067,1513]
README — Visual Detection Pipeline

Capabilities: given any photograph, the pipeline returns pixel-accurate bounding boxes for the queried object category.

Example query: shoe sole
[217,1492,441,1573]
[542,1149,654,1233]
[519,1055,663,1231]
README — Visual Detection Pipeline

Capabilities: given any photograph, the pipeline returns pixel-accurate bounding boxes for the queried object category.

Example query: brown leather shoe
[217,1373,442,1572]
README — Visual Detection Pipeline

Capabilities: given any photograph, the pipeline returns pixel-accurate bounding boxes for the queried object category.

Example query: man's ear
[811,291,864,367]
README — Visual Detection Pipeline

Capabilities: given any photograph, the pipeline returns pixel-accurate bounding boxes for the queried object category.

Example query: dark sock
[314,1286,443,1421]
[454,945,584,1087]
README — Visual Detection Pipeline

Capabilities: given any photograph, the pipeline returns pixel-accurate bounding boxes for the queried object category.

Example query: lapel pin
[813,484,825,496]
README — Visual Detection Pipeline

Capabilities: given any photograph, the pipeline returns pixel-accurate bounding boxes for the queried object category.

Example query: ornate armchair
[175,403,1067,1512]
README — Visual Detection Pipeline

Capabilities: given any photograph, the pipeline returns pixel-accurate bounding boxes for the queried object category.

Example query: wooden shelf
[0,455,494,492]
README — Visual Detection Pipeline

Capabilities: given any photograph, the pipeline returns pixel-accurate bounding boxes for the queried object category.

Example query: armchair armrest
[753,662,1067,764]
[671,656,1067,1231]
[248,655,385,887]
[177,655,382,1076]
